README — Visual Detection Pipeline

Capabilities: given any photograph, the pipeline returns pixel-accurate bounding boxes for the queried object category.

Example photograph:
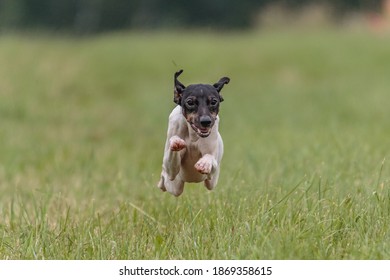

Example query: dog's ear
[213,77,230,102]
[174,69,185,105]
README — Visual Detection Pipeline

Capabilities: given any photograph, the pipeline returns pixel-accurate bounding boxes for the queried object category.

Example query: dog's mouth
[190,123,211,138]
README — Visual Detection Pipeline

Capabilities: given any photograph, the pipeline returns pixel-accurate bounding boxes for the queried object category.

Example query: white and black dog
[158,70,230,196]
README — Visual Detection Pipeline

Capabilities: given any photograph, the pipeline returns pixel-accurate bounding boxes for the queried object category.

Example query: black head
[174,69,230,138]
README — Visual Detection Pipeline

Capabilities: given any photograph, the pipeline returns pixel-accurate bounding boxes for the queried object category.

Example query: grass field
[0,28,390,259]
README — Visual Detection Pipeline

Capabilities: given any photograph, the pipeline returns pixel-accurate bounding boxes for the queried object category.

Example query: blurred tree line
[0,0,383,33]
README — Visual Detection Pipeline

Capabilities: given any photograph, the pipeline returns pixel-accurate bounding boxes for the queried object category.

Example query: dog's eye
[210,99,218,107]
[186,99,196,108]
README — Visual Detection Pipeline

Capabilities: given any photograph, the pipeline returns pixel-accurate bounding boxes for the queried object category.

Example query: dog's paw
[169,136,186,152]
[195,157,213,175]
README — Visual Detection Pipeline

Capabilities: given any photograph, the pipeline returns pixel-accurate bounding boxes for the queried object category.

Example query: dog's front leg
[195,134,223,190]
[195,154,220,190]
[164,135,186,180]
[158,135,186,196]
[194,154,218,179]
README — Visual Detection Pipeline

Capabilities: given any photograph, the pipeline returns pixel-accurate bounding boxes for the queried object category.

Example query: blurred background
[0,0,389,34]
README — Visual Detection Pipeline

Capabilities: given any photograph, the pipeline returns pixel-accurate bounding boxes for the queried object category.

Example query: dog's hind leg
[158,171,185,197]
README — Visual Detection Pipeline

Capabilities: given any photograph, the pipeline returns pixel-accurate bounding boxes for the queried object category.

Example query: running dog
[157,70,230,196]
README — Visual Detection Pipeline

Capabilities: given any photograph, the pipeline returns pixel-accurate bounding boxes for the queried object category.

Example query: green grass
[0,28,390,259]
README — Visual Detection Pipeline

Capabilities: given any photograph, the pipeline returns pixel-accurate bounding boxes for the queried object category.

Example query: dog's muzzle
[200,116,212,128]
[190,123,211,138]
[189,116,214,138]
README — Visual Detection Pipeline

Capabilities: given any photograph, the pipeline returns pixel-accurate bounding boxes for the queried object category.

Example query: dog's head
[173,69,230,138]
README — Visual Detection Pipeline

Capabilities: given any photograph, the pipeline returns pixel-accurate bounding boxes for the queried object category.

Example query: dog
[157,70,230,196]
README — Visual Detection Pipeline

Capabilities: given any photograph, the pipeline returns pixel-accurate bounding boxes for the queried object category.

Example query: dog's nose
[200,116,212,127]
